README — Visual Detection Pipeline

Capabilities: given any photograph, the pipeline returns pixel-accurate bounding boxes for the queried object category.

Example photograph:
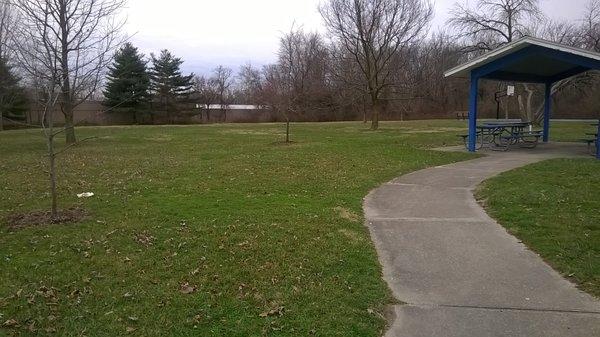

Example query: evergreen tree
[149,49,194,123]
[0,57,28,131]
[103,43,151,123]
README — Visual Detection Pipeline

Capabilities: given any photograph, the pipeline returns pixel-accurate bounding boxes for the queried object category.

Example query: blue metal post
[468,74,479,152]
[596,121,600,159]
[543,83,552,142]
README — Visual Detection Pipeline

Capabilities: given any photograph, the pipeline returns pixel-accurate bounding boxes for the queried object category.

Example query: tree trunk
[46,104,58,220]
[59,1,76,145]
[49,143,58,220]
[362,96,368,123]
[63,107,76,144]
[371,99,380,130]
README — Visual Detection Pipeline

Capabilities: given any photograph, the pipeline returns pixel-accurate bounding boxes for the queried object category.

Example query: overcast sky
[124,0,590,75]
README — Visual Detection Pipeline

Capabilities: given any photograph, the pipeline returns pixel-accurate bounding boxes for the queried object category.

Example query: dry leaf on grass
[180,282,197,294]
[259,306,285,318]
[2,319,19,328]
[134,232,155,246]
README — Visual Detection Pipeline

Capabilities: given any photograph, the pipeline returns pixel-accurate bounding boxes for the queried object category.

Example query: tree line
[1,0,600,137]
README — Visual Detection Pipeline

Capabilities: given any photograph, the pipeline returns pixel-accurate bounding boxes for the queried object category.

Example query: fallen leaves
[334,206,361,222]
[134,232,155,246]
[2,319,19,328]
[179,282,197,294]
[259,306,285,318]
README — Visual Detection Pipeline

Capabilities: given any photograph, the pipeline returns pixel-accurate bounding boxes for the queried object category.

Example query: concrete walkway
[363,143,600,337]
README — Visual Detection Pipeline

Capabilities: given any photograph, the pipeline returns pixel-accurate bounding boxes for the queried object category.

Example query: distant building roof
[195,104,263,110]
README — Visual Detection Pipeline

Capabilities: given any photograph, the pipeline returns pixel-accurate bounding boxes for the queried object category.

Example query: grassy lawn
[477,158,600,297]
[1,120,480,336]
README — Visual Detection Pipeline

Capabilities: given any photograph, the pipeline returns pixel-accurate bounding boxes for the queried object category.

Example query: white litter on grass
[77,192,95,198]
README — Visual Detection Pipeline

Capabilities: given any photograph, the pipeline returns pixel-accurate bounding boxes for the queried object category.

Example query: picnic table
[460,121,542,151]
[583,121,600,156]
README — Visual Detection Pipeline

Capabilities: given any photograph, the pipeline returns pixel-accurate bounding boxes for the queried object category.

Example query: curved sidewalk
[363,143,600,337]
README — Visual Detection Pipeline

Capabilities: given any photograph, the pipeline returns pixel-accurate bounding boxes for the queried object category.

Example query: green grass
[0,120,594,336]
[0,120,478,336]
[477,158,600,297]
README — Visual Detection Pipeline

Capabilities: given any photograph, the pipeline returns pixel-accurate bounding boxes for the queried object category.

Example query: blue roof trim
[483,70,550,83]
[471,45,600,83]
[549,66,591,83]
[472,45,539,79]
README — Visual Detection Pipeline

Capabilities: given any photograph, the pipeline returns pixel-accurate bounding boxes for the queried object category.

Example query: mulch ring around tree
[4,207,89,230]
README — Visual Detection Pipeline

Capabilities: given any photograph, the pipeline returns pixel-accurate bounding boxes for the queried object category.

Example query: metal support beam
[468,74,479,152]
[596,119,600,159]
[543,83,552,142]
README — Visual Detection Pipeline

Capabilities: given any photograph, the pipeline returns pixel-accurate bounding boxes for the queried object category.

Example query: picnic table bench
[459,121,542,151]
[583,122,599,155]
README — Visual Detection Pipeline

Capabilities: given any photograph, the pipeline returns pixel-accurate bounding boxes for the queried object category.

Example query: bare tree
[210,65,233,122]
[192,74,217,122]
[9,0,122,219]
[0,1,18,61]
[449,0,544,122]
[526,2,600,123]
[327,43,370,122]
[238,63,265,107]
[449,0,543,53]
[581,0,600,52]
[13,0,125,144]
[320,0,433,130]
[262,64,294,142]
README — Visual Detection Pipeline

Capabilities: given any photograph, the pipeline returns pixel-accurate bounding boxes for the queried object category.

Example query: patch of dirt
[401,127,465,134]
[4,207,89,230]
[338,229,364,243]
[134,231,155,246]
[143,135,173,142]
[334,206,361,222]
[270,140,299,146]
[221,130,278,136]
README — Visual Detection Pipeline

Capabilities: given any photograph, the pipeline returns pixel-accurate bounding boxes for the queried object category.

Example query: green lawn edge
[476,158,600,298]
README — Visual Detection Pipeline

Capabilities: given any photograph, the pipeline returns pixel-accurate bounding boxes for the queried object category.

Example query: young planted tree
[320,0,434,130]
[13,0,126,144]
[11,0,123,219]
[262,64,293,142]
[150,50,194,124]
[103,43,151,123]
[0,57,28,131]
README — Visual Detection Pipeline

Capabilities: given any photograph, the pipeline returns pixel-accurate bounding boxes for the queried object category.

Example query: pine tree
[0,57,28,131]
[103,43,151,123]
[149,49,194,123]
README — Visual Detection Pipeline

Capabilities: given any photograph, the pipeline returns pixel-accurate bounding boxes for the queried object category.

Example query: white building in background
[194,104,265,110]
